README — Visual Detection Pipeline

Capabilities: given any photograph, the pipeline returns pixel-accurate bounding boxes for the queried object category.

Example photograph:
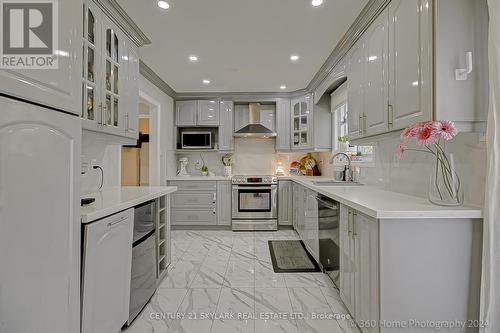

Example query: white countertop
[81,186,177,224]
[167,176,230,181]
[280,176,483,220]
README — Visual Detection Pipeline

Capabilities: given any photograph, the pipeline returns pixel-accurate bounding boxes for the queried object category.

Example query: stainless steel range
[231,175,278,231]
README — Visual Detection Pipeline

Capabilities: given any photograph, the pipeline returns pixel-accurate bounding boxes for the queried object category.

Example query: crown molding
[139,61,177,98]
[175,89,310,102]
[93,0,151,47]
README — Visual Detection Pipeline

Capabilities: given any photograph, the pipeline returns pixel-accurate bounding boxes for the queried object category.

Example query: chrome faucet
[329,152,353,182]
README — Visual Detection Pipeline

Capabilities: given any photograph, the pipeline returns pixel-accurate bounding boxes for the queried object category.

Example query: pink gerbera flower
[396,143,407,159]
[400,122,427,141]
[433,120,457,140]
[415,122,438,146]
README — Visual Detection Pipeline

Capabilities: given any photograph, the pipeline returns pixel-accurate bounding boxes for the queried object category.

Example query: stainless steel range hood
[233,103,277,138]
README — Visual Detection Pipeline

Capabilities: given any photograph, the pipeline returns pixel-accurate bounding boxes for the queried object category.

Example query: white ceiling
[118,0,368,93]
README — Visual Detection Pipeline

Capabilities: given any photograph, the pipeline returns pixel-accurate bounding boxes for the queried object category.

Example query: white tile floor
[124,230,359,333]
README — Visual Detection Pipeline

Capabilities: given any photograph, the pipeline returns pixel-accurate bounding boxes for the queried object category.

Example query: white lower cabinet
[169,180,233,226]
[340,205,379,333]
[278,180,293,226]
[217,181,232,225]
[82,208,134,333]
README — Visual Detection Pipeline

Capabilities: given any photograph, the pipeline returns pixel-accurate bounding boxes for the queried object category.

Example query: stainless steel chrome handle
[347,210,353,235]
[213,192,217,202]
[107,216,127,227]
[125,114,129,131]
[352,211,358,237]
[233,186,277,190]
[102,103,107,127]
[97,103,103,125]
[363,114,367,134]
[358,115,363,134]
[388,104,394,126]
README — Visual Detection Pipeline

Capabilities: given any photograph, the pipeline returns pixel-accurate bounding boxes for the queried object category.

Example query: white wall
[139,76,175,183]
[80,132,122,195]
[80,77,175,195]
[317,132,487,207]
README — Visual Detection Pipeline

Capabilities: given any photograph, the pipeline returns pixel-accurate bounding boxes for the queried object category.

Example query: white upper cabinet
[276,98,291,151]
[101,16,128,135]
[0,0,82,115]
[176,100,220,127]
[435,0,489,132]
[388,0,432,130]
[197,100,220,126]
[81,1,102,130]
[346,41,365,140]
[218,101,234,151]
[81,0,141,140]
[364,9,389,137]
[176,100,197,126]
[125,45,140,138]
[291,95,313,149]
[344,0,487,141]
[289,94,331,151]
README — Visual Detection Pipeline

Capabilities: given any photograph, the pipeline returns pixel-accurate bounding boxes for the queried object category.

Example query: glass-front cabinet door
[291,95,312,149]
[81,2,101,128]
[102,17,124,134]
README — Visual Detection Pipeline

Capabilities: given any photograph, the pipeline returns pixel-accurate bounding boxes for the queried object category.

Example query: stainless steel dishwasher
[316,195,340,287]
[127,200,157,325]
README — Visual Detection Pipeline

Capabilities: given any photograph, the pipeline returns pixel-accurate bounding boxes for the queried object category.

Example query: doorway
[121,93,161,186]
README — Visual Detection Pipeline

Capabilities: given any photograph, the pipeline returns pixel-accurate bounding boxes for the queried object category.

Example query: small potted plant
[338,135,349,152]
[199,154,209,176]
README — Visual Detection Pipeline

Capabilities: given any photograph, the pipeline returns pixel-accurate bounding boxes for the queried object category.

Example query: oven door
[232,185,277,219]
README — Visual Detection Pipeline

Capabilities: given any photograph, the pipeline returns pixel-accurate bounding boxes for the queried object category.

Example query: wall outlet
[90,159,98,169]
[81,156,89,174]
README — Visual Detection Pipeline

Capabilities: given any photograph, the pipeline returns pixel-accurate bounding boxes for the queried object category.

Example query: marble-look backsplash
[174,132,486,207]
[317,132,486,207]
[175,138,309,176]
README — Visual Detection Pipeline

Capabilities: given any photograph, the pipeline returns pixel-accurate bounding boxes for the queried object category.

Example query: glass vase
[428,153,464,206]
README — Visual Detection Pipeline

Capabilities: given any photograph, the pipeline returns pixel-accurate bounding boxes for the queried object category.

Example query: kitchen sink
[312,181,363,186]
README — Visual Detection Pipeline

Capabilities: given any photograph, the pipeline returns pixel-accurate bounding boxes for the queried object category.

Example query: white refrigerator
[0,95,81,333]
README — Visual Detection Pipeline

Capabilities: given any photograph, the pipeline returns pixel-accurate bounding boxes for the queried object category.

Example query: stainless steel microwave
[180,131,213,149]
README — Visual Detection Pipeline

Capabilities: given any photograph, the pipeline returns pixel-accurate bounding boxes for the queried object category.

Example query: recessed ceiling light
[189,55,198,62]
[311,0,323,6]
[280,85,287,90]
[203,79,211,84]
[290,55,300,61]
[157,0,170,9]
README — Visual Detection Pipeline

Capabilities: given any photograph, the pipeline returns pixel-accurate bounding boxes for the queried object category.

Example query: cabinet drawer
[169,181,217,191]
[172,209,216,225]
[172,191,215,207]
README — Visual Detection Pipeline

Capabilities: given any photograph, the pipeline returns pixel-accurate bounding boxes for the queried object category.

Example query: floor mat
[268,240,321,273]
